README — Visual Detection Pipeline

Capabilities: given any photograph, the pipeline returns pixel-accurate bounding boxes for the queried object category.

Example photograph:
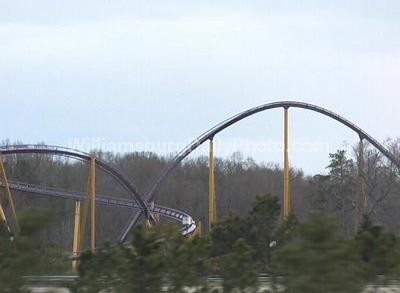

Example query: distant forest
[1,138,400,249]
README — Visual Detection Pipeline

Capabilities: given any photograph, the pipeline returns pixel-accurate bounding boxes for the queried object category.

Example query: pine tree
[128,224,165,293]
[275,213,364,293]
[247,194,280,268]
[356,215,400,280]
[164,225,211,292]
[221,238,259,293]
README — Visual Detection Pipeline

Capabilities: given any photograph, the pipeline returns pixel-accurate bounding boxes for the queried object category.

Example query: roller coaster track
[120,100,400,241]
[0,180,196,236]
[1,101,398,242]
[0,144,151,218]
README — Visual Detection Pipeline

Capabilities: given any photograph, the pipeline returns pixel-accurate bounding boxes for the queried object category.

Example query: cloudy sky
[1,1,399,174]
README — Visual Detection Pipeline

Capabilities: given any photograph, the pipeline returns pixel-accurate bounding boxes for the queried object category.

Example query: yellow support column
[145,202,157,230]
[0,204,7,223]
[72,200,81,270]
[0,203,10,234]
[355,138,366,232]
[77,156,96,254]
[150,201,159,223]
[90,156,96,252]
[208,138,217,231]
[191,221,203,238]
[197,221,203,237]
[0,188,12,237]
[283,107,291,218]
[0,152,19,231]
[78,195,88,251]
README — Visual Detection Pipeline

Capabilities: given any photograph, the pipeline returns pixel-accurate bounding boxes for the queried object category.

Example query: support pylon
[0,204,7,224]
[0,152,18,232]
[208,138,217,231]
[89,156,96,252]
[191,221,202,238]
[0,199,13,237]
[145,202,159,229]
[78,156,96,251]
[72,156,96,270]
[72,200,81,270]
[283,107,291,218]
[150,201,159,222]
[355,138,366,232]
[0,187,11,236]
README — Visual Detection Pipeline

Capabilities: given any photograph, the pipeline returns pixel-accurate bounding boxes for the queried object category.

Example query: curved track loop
[0,145,150,217]
[0,180,196,236]
[120,100,400,241]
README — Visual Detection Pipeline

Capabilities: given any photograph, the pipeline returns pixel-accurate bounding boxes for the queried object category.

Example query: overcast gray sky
[1,1,399,174]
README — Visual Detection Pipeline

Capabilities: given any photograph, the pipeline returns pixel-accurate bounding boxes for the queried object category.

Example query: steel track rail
[0,145,151,218]
[0,180,196,236]
[120,100,400,241]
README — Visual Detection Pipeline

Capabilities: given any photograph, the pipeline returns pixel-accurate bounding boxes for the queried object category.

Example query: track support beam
[283,107,291,218]
[73,156,96,270]
[0,152,18,232]
[78,156,96,251]
[208,138,217,231]
[0,201,11,236]
[90,156,96,252]
[191,221,202,238]
[355,138,366,232]
[72,200,81,270]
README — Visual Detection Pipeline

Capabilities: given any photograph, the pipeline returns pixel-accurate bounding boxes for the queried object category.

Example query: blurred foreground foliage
[74,194,400,293]
[2,195,400,292]
[0,208,69,292]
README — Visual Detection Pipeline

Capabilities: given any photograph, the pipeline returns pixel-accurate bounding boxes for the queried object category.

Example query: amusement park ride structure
[0,101,399,269]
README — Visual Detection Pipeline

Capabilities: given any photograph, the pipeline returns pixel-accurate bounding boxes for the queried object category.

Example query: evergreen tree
[164,225,211,292]
[326,150,356,236]
[76,244,131,293]
[210,214,250,257]
[275,213,364,293]
[128,224,165,293]
[0,208,64,292]
[221,238,259,293]
[356,215,400,280]
[247,194,280,268]
[0,223,23,293]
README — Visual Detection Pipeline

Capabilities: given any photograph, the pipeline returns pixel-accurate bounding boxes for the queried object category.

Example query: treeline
[1,138,400,249]
[2,196,400,292]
